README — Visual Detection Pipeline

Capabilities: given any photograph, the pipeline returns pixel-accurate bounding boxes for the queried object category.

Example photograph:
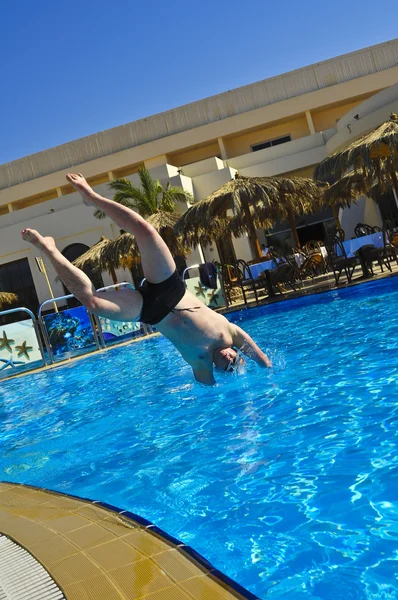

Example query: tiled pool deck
[0,482,258,600]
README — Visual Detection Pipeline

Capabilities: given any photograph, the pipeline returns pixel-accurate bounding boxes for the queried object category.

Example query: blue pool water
[1,278,398,599]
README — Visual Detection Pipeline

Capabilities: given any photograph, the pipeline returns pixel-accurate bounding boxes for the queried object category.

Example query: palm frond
[162,183,194,212]
[93,208,107,219]
[138,167,159,213]
[108,178,149,214]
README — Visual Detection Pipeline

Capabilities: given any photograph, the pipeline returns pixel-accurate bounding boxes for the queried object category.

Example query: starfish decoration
[194,282,207,298]
[0,331,15,352]
[15,341,33,359]
[207,290,220,305]
[0,357,25,371]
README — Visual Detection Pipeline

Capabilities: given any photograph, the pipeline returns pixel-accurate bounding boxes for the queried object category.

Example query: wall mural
[184,276,226,309]
[42,306,95,356]
[0,320,43,375]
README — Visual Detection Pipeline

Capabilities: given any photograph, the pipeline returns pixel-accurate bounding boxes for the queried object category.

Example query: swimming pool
[1,277,397,599]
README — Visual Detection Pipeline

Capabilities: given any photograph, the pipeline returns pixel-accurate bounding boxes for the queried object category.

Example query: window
[251,135,291,152]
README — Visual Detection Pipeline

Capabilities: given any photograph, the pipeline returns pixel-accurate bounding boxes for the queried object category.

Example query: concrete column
[217,137,228,160]
[305,110,316,135]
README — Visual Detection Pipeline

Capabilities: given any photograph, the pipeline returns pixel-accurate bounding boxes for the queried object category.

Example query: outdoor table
[337,232,384,278]
[339,232,384,258]
[245,260,277,279]
[244,260,278,297]
[245,246,328,296]
[245,247,327,279]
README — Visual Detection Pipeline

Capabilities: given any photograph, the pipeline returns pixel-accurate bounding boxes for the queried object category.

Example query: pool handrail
[182,264,200,282]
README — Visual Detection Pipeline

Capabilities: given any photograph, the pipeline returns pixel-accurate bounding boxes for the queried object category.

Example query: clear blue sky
[1,0,397,165]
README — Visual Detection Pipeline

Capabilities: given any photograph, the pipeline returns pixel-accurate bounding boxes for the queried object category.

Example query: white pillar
[305,110,316,135]
[217,137,228,160]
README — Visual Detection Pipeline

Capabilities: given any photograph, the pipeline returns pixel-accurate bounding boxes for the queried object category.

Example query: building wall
[339,196,383,239]
[169,141,220,166]
[311,98,370,132]
[224,116,310,157]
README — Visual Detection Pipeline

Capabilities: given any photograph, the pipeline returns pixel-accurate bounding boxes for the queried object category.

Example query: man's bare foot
[21,229,56,253]
[66,173,97,207]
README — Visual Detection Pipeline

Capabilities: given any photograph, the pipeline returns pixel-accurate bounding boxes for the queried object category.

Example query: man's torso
[156,290,233,369]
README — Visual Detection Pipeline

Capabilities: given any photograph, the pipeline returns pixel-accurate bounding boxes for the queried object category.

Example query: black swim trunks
[138,270,186,325]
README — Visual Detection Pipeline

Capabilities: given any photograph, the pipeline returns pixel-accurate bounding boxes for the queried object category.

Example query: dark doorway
[62,243,104,308]
[377,189,398,223]
[0,258,39,323]
[297,222,326,246]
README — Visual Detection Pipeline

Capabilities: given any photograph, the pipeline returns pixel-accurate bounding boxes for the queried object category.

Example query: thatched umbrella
[315,113,398,196]
[72,237,121,284]
[146,210,189,257]
[176,173,327,257]
[324,163,397,219]
[176,174,280,258]
[178,216,230,248]
[271,176,329,247]
[0,292,18,310]
[76,212,188,283]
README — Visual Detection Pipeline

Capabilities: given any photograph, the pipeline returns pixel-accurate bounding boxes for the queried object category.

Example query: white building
[1,38,398,311]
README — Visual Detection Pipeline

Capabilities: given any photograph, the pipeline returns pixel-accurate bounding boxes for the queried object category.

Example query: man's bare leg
[21,229,142,321]
[67,173,175,284]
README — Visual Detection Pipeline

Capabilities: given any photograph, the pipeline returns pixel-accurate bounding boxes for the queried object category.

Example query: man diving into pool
[21,173,271,384]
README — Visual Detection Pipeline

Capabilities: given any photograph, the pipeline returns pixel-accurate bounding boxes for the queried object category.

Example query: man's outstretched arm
[230,325,272,368]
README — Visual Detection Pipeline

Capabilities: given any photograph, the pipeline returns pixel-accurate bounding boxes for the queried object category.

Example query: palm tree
[94,166,193,222]
[91,167,194,279]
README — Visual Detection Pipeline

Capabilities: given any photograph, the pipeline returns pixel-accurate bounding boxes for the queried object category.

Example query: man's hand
[230,325,272,368]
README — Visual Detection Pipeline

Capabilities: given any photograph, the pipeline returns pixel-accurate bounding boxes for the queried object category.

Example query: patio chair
[220,263,242,306]
[325,239,360,284]
[300,241,328,278]
[222,260,264,307]
[354,223,375,237]
[382,221,398,265]
[384,220,398,247]
[268,248,302,293]
[334,228,345,242]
